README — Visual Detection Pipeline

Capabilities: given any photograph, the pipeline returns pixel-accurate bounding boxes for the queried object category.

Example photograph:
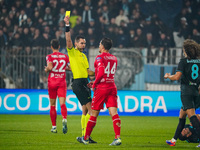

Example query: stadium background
[0,0,200,116]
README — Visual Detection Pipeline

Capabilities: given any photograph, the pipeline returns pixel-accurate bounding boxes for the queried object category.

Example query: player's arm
[87,68,95,76]
[164,71,182,81]
[66,64,71,71]
[44,62,53,72]
[64,16,73,49]
[92,66,104,89]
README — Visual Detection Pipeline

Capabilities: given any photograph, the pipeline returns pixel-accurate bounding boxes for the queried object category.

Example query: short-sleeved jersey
[46,52,69,86]
[94,52,117,88]
[177,58,200,96]
[67,47,89,79]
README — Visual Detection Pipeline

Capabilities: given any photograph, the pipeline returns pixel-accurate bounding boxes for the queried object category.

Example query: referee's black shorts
[71,78,92,105]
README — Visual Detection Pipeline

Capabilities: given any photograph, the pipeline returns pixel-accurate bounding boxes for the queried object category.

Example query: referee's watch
[65,24,70,32]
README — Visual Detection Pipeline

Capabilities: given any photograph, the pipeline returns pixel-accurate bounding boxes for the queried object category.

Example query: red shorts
[91,87,117,110]
[48,84,67,99]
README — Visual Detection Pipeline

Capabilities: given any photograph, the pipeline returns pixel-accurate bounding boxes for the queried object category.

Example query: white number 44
[105,62,116,77]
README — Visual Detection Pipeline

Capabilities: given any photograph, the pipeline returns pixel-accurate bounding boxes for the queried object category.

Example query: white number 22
[52,60,66,72]
[105,62,116,77]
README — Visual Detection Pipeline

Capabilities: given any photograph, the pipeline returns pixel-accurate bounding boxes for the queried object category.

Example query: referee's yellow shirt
[67,47,89,79]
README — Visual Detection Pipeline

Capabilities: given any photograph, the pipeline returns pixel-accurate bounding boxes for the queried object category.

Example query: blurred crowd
[0,0,200,51]
[0,0,200,89]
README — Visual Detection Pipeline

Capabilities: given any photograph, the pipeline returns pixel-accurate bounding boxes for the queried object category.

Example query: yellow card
[65,11,70,17]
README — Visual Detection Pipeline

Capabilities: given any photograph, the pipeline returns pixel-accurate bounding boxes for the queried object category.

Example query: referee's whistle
[65,11,71,17]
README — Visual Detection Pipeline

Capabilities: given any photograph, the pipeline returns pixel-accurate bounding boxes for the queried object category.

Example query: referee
[64,16,96,143]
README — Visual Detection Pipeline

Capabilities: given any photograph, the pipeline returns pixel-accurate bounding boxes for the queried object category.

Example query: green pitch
[0,115,198,150]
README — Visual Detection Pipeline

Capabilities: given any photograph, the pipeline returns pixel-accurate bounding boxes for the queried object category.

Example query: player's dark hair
[101,37,112,50]
[183,39,200,59]
[50,39,60,49]
[179,126,199,143]
[75,35,85,43]
[179,134,188,141]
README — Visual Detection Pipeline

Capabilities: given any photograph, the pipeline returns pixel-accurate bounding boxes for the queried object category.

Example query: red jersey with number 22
[46,52,69,87]
[93,52,117,89]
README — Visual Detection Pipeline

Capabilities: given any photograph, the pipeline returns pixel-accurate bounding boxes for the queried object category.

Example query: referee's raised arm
[64,16,73,49]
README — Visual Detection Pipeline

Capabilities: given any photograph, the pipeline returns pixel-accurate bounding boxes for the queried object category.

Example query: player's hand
[92,82,97,91]
[87,81,94,88]
[64,16,70,25]
[44,66,48,72]
[66,66,71,71]
[164,73,170,79]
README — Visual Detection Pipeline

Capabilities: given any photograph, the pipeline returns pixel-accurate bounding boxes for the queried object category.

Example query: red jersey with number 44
[46,52,69,86]
[93,52,117,89]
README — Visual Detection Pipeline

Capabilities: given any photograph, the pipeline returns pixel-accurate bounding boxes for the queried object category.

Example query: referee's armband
[65,24,70,32]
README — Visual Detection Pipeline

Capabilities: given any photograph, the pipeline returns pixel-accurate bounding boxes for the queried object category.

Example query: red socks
[61,104,67,119]
[84,116,97,140]
[112,114,121,139]
[50,106,57,126]
[84,114,121,140]
[50,104,67,126]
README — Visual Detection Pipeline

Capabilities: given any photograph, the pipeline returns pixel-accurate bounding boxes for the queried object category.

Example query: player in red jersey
[80,37,121,146]
[45,39,70,134]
